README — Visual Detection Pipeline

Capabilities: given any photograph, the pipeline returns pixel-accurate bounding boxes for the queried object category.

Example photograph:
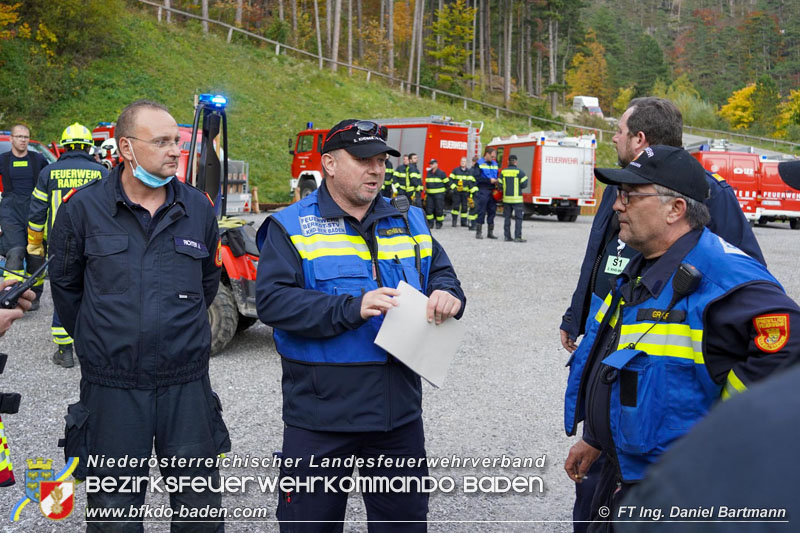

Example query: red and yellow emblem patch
[753,314,789,353]
[215,239,223,267]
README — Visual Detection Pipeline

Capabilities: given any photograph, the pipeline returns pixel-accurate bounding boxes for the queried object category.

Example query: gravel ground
[2,212,798,532]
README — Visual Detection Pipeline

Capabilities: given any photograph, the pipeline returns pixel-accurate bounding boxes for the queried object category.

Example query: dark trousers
[425,193,445,223]
[71,377,229,532]
[573,454,605,533]
[476,189,496,225]
[503,202,524,239]
[277,418,429,532]
[586,456,632,533]
[451,191,469,222]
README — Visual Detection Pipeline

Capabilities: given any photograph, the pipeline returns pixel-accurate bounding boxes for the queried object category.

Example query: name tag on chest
[604,255,629,275]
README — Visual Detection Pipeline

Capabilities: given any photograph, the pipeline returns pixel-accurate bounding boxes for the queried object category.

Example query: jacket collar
[106,162,186,216]
[620,228,702,301]
[317,180,400,225]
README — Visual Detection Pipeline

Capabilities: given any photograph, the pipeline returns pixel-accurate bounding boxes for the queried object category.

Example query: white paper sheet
[374,281,465,387]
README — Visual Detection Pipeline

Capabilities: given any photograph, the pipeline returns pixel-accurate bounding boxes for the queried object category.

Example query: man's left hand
[427,290,461,325]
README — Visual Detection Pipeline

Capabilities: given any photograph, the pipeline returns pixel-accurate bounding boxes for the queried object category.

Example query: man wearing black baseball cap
[564,145,800,532]
[778,160,800,190]
[256,119,466,531]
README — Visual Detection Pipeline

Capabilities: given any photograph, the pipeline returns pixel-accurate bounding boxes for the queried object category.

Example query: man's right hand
[360,287,401,319]
[0,279,35,337]
[560,329,577,353]
[565,439,601,483]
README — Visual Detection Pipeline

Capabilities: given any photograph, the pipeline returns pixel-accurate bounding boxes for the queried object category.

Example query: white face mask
[129,144,174,188]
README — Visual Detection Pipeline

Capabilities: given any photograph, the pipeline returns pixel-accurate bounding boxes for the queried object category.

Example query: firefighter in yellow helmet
[28,122,108,367]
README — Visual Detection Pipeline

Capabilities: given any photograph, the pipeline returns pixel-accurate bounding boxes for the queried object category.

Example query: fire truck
[91,122,252,214]
[486,131,597,221]
[690,147,800,229]
[289,116,483,199]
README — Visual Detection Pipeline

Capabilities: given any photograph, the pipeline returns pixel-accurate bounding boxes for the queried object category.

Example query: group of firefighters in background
[381,148,529,242]
[0,122,107,369]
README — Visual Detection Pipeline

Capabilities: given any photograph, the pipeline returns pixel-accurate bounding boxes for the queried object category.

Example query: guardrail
[136,0,615,139]
[137,0,799,151]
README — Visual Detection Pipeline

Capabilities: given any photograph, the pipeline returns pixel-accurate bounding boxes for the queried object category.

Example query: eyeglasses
[617,189,676,205]
[127,136,181,150]
[327,121,386,141]
[12,135,30,140]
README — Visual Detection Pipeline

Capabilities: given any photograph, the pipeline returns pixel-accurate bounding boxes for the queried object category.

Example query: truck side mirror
[288,137,292,149]
[289,150,295,155]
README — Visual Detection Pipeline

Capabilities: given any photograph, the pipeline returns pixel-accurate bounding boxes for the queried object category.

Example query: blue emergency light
[307,122,314,129]
[198,94,228,109]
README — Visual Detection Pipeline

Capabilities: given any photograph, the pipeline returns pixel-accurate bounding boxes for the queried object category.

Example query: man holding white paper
[256,119,465,532]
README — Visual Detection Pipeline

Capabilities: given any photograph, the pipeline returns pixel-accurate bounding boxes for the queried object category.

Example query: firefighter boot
[469,221,476,230]
[427,219,434,229]
[487,225,498,239]
[461,219,468,228]
[476,224,483,239]
[452,215,458,227]
[53,343,75,369]
[435,221,443,230]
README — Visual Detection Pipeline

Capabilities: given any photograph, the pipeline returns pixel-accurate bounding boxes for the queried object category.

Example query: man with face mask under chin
[48,99,230,532]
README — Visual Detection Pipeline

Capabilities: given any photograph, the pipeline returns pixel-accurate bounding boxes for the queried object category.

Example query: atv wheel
[237,315,258,332]
[208,283,238,355]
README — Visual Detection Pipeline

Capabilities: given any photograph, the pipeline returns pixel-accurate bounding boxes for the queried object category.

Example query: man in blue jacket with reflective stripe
[256,119,466,532]
[560,98,766,532]
[563,146,800,533]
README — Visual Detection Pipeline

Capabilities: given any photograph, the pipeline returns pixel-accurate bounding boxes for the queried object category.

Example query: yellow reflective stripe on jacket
[32,187,48,202]
[290,233,370,260]
[617,323,705,363]
[28,221,45,232]
[376,234,433,260]
[594,293,621,328]
[721,369,748,400]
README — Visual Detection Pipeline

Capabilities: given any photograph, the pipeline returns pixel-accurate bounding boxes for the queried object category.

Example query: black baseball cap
[322,119,401,158]
[778,160,800,190]
[508,154,518,162]
[429,158,437,164]
[594,145,709,202]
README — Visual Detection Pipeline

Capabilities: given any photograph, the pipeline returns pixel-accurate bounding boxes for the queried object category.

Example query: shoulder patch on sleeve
[215,238,223,267]
[712,173,726,183]
[753,313,789,353]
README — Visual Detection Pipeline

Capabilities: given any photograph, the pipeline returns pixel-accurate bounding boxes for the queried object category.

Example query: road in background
[2,212,798,531]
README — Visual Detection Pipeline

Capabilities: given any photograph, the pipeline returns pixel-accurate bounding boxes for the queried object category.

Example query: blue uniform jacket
[49,163,221,389]
[560,171,766,341]
[476,157,498,190]
[256,182,466,432]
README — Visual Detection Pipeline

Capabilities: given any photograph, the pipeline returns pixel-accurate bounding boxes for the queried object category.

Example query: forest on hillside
[2,0,799,141]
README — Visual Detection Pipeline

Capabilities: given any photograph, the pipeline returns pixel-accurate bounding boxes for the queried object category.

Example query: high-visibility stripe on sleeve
[28,221,45,232]
[32,188,48,202]
[721,369,748,400]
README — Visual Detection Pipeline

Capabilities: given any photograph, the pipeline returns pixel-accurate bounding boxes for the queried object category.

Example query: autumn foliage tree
[719,84,756,130]
[565,29,613,110]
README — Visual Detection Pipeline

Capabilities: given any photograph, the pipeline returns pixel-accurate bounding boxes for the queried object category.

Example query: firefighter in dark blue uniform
[499,154,528,242]
[256,119,466,532]
[27,122,108,368]
[475,147,499,239]
[559,98,766,532]
[424,158,449,229]
[563,146,800,533]
[449,156,475,228]
[48,100,230,532]
[0,124,50,308]
[381,158,394,198]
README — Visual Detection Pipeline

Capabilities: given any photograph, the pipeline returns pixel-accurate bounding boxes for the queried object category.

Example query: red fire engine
[486,131,597,221]
[289,116,483,199]
[691,148,800,229]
